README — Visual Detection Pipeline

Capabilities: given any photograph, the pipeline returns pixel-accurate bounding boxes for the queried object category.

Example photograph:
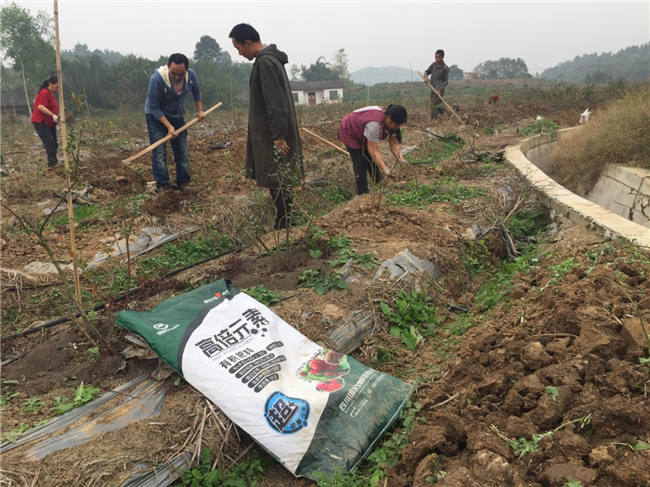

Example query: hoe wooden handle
[301,127,349,155]
[123,101,223,164]
[418,71,464,124]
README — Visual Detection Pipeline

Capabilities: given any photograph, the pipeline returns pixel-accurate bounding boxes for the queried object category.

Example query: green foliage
[562,479,583,487]
[328,234,352,249]
[380,291,439,350]
[41,204,101,231]
[52,396,74,415]
[316,184,353,205]
[301,56,340,81]
[545,386,559,402]
[140,234,234,276]
[546,257,575,287]
[177,447,264,487]
[23,397,45,415]
[0,3,55,87]
[507,208,551,240]
[540,42,650,83]
[387,179,486,208]
[0,391,20,408]
[74,382,100,406]
[475,57,531,79]
[463,239,490,274]
[83,346,100,362]
[508,431,554,457]
[244,285,280,306]
[298,268,348,295]
[2,422,29,443]
[474,249,539,312]
[517,118,560,136]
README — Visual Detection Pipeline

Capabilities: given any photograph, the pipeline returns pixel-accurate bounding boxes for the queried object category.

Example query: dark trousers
[430,90,445,119]
[347,144,382,195]
[269,187,293,230]
[33,122,58,166]
[146,114,190,189]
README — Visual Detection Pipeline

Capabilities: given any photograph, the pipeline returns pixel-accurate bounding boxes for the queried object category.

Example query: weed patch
[175,447,264,486]
[298,268,348,295]
[517,118,560,136]
[244,285,281,306]
[380,291,439,350]
[387,178,486,208]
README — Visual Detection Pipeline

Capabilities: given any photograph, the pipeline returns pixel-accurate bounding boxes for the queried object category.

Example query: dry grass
[550,85,650,195]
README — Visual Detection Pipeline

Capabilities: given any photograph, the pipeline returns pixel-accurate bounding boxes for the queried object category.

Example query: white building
[291,80,344,106]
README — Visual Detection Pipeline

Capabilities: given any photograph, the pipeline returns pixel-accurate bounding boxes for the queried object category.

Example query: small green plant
[610,440,650,451]
[23,397,45,415]
[545,386,559,402]
[463,239,490,274]
[562,479,583,487]
[244,285,281,306]
[83,346,100,362]
[177,447,264,486]
[491,413,591,458]
[424,456,447,484]
[507,208,551,240]
[380,291,439,350]
[52,396,74,415]
[0,391,20,408]
[2,422,29,443]
[517,118,560,136]
[298,268,348,295]
[545,257,575,288]
[74,382,100,406]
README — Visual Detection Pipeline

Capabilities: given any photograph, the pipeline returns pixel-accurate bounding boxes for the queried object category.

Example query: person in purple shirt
[337,104,408,195]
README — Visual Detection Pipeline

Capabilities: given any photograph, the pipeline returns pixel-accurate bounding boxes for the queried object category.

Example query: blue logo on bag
[264,392,309,434]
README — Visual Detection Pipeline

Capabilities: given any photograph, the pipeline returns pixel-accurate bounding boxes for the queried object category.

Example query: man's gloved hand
[52,115,59,123]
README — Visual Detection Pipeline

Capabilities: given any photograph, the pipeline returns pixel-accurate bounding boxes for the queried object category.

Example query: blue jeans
[146,114,190,188]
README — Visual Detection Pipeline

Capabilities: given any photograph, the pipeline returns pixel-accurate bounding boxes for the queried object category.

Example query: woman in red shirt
[31,76,59,167]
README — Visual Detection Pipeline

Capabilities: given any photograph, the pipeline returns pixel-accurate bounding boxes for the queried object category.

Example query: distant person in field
[229,23,303,230]
[338,105,408,195]
[424,49,449,120]
[144,53,205,193]
[31,76,59,167]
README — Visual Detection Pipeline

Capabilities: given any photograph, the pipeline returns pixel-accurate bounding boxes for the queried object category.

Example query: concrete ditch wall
[505,129,650,248]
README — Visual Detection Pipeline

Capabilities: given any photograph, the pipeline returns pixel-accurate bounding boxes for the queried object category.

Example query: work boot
[156,184,173,194]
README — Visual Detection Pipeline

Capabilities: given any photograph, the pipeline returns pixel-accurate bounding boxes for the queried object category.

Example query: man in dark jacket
[229,23,303,230]
[424,49,449,120]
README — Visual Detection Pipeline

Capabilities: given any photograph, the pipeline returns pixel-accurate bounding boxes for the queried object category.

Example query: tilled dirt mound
[387,242,650,487]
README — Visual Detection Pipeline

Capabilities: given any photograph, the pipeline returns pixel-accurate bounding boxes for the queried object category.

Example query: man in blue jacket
[144,53,205,192]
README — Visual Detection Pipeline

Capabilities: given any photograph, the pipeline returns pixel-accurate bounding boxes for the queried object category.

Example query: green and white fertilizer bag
[115,278,412,479]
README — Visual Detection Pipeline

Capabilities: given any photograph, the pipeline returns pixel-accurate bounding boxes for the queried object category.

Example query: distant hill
[350,66,415,85]
[538,43,650,83]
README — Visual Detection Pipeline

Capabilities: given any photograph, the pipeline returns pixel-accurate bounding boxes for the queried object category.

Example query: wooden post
[418,71,465,124]
[53,0,82,304]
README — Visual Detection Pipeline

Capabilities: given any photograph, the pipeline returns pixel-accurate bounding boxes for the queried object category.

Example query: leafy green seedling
[545,386,559,402]
[74,382,100,405]
[83,346,100,362]
[244,285,281,306]
[23,397,45,415]
[562,479,583,487]
[298,269,347,294]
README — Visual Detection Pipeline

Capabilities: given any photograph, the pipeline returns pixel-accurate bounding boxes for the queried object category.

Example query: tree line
[538,43,650,84]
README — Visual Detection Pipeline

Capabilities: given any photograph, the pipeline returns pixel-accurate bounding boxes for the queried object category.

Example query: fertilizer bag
[115,279,412,478]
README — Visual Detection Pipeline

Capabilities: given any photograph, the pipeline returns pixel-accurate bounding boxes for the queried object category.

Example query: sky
[14,0,650,76]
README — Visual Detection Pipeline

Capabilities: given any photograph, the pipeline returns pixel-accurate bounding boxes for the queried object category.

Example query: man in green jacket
[229,23,303,230]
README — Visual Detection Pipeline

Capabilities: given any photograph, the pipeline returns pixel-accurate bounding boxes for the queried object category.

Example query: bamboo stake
[122,101,223,164]
[301,127,348,155]
[53,0,82,304]
[418,71,465,124]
